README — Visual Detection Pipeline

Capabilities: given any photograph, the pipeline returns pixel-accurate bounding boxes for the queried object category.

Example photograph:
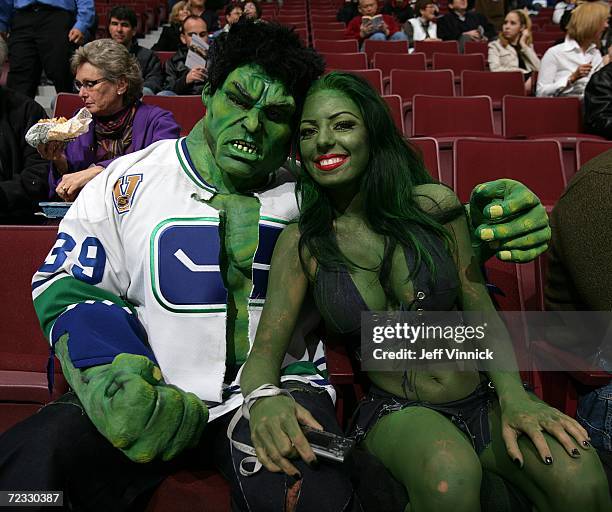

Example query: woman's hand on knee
[249,395,323,476]
[500,397,591,467]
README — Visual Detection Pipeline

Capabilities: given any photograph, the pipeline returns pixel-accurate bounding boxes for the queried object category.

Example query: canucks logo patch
[113,174,143,214]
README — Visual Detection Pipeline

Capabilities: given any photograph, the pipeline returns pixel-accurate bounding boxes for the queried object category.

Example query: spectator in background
[243,1,262,21]
[337,0,360,24]
[488,9,540,94]
[584,61,612,138]
[0,0,95,98]
[346,0,409,47]
[211,3,243,38]
[437,0,496,49]
[553,0,576,24]
[0,38,49,223]
[152,0,192,52]
[403,0,440,44]
[382,0,414,24]
[37,39,180,202]
[537,1,610,97]
[108,6,164,95]
[160,16,209,96]
[189,0,219,31]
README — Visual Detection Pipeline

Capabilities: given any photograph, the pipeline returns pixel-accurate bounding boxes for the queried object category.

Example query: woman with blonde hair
[488,9,540,94]
[537,1,610,97]
[151,0,192,51]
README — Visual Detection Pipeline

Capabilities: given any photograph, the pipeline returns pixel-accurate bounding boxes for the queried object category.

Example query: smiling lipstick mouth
[314,154,349,171]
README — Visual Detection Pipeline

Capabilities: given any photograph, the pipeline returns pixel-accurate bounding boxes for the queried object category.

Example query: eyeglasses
[187,31,208,37]
[74,78,108,91]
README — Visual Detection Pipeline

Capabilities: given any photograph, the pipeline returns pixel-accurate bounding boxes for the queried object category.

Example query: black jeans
[7,5,75,97]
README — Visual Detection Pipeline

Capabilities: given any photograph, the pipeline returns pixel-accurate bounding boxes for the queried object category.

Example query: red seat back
[432,52,486,75]
[314,39,359,53]
[142,95,206,137]
[362,39,409,65]
[409,137,441,181]
[382,94,405,134]
[453,138,566,205]
[576,140,612,168]
[312,28,347,40]
[389,69,454,103]
[503,95,583,138]
[373,52,426,78]
[461,70,525,101]
[321,52,368,71]
[54,93,83,118]
[347,69,383,94]
[413,40,459,60]
[412,95,494,137]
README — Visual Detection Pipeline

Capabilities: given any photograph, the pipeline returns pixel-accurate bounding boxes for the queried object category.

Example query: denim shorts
[577,379,612,452]
[348,381,495,454]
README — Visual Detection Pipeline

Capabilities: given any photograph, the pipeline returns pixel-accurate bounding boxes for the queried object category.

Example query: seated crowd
[0,2,611,510]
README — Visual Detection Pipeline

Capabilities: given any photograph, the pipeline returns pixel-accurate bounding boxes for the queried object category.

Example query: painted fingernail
[488,204,504,219]
[544,456,553,465]
[499,250,512,261]
[571,449,580,457]
[513,458,523,469]
[582,440,591,448]
[479,228,495,241]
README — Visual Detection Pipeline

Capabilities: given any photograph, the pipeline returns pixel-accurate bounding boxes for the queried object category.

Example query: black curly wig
[207,21,325,111]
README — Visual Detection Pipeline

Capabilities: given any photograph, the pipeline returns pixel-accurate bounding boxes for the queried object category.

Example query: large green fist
[56,335,208,463]
[468,179,551,263]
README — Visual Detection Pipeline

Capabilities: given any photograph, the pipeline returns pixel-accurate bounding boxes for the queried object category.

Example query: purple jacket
[49,102,181,195]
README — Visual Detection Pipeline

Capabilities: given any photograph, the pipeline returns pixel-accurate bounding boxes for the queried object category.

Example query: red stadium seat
[382,94,405,134]
[413,40,459,63]
[503,95,605,180]
[390,69,454,138]
[142,95,206,137]
[576,140,612,168]
[54,93,83,118]
[432,52,486,77]
[373,52,426,91]
[311,28,347,40]
[461,70,524,103]
[533,31,563,41]
[412,95,495,138]
[347,69,383,94]
[463,40,489,61]
[0,226,69,434]
[362,39,409,66]
[453,138,566,207]
[409,137,441,181]
[533,40,556,57]
[314,39,359,52]
[313,22,346,30]
[321,52,368,71]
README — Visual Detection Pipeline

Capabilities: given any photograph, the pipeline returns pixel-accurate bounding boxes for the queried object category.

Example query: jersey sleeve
[32,160,156,369]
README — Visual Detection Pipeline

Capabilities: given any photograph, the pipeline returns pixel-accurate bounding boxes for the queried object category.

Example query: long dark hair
[293,72,455,296]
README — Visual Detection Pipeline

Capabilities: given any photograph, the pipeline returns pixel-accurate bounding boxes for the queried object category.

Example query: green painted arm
[55,335,209,463]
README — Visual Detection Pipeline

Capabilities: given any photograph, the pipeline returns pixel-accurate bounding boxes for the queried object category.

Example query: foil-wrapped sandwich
[25,107,93,148]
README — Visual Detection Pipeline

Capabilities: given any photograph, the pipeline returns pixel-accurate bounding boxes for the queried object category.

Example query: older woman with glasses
[38,39,180,202]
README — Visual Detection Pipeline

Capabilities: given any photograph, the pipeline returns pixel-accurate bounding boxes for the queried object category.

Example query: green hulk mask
[56,57,551,463]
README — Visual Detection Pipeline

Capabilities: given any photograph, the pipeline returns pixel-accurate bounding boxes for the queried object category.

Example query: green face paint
[203,64,296,184]
[299,89,370,191]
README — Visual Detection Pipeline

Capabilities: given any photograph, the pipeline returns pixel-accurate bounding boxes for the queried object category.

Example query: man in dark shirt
[437,0,495,46]
[108,5,163,95]
[160,16,208,96]
[584,62,612,139]
[0,40,49,223]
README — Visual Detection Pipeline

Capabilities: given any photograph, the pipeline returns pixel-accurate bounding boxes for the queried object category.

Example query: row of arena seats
[52,92,607,182]
[3,225,607,509]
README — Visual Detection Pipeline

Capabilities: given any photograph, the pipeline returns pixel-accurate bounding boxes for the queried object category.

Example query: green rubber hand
[55,334,209,463]
[468,179,551,263]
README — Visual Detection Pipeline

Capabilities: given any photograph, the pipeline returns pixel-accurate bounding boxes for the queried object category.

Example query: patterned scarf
[94,103,137,162]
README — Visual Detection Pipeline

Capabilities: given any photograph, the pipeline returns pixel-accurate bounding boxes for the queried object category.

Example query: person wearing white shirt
[552,0,575,25]
[537,2,610,98]
[403,0,439,44]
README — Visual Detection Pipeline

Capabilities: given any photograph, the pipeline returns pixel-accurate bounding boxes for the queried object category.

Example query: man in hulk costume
[0,21,551,512]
